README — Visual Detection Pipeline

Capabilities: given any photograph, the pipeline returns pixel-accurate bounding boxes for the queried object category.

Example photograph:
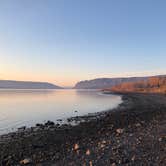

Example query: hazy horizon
[0,72,166,88]
[0,0,166,86]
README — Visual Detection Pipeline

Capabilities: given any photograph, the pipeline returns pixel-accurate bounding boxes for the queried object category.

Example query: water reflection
[0,89,122,134]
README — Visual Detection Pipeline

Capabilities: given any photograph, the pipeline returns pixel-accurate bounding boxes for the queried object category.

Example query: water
[0,89,122,134]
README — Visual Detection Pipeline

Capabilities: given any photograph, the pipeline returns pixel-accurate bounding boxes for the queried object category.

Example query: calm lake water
[0,89,122,134]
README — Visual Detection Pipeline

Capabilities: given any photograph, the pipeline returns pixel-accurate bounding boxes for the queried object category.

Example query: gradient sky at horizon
[0,0,166,87]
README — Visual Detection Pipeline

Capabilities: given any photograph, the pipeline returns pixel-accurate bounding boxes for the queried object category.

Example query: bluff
[0,80,62,89]
[74,77,150,89]
[110,76,166,94]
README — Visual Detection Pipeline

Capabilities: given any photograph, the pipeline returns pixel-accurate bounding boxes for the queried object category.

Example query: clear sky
[0,0,165,87]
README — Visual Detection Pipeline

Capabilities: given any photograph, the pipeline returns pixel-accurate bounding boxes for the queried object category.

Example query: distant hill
[0,80,62,89]
[74,76,153,89]
[110,76,166,94]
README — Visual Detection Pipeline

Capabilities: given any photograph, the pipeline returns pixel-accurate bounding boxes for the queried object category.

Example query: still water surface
[0,89,122,134]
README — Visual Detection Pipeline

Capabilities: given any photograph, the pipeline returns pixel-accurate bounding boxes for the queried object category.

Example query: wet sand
[0,93,166,166]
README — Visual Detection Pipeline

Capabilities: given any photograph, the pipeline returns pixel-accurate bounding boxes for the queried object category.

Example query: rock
[89,161,93,166]
[20,158,32,165]
[57,119,62,122]
[158,137,162,142]
[86,149,91,155]
[102,140,106,144]
[18,126,26,131]
[45,121,55,126]
[135,123,141,127]
[131,155,135,161]
[36,123,43,127]
[116,128,124,134]
[67,118,72,122]
[74,144,79,150]
[100,143,105,148]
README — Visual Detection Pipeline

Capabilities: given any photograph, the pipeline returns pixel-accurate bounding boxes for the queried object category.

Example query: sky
[0,0,166,87]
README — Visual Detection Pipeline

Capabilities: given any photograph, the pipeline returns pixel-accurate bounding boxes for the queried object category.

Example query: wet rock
[45,121,55,126]
[36,123,43,127]
[18,126,26,131]
[67,118,72,122]
[57,119,62,122]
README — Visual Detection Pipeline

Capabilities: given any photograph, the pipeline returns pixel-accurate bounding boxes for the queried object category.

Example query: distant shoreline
[0,93,166,165]
[0,80,63,89]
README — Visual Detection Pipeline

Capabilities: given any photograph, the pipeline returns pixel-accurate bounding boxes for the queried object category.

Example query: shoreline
[0,93,166,165]
[0,92,122,136]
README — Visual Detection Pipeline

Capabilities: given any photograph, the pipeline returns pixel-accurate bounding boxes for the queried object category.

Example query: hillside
[74,76,165,89]
[0,80,62,89]
[110,77,166,94]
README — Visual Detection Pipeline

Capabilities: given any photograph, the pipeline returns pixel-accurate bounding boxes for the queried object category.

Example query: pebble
[86,149,91,155]
[89,161,93,166]
[116,128,124,134]
[20,158,32,165]
[131,155,135,161]
[74,143,79,150]
[135,123,141,127]
[158,137,162,142]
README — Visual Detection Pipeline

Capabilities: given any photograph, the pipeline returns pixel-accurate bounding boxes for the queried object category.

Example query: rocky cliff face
[111,76,166,94]
[74,77,150,89]
[0,80,62,89]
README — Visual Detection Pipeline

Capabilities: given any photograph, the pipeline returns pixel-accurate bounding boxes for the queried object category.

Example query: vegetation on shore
[108,76,166,94]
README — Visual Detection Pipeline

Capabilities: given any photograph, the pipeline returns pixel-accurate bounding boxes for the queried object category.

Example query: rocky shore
[0,93,166,166]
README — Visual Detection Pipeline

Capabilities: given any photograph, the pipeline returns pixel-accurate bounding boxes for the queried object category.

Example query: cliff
[74,77,150,89]
[110,76,166,94]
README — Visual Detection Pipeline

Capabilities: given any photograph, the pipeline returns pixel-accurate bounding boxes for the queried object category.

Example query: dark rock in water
[67,118,72,122]
[45,121,55,126]
[18,126,26,131]
[36,123,43,127]
[57,119,62,122]
[56,123,60,127]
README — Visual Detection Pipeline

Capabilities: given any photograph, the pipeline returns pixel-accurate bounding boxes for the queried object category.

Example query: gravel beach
[0,93,166,166]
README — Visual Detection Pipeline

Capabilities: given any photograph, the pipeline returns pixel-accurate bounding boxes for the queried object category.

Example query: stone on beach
[89,161,93,166]
[86,149,91,155]
[74,143,79,151]
[116,128,124,134]
[20,158,32,165]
